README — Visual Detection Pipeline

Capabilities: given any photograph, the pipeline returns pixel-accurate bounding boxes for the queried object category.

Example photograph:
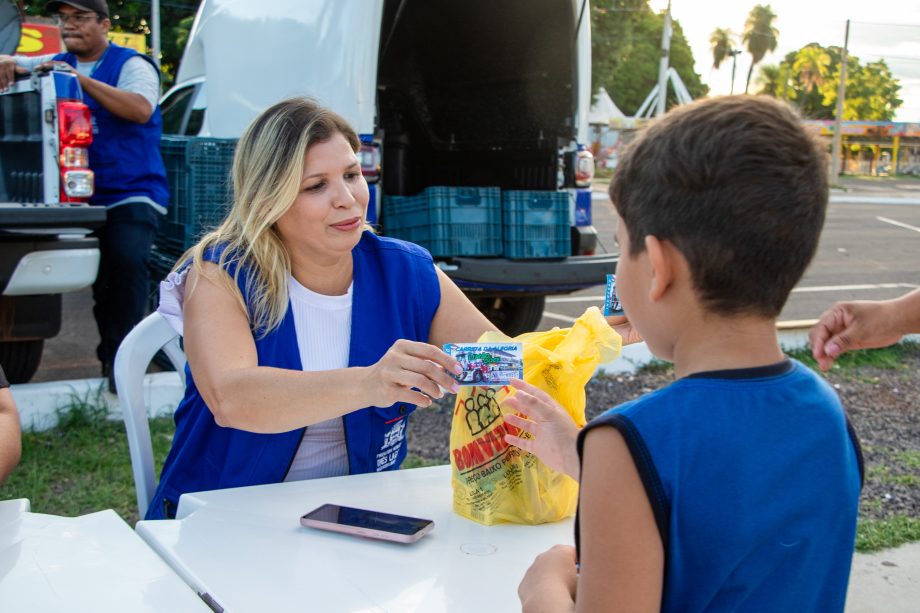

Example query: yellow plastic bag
[450,306,622,525]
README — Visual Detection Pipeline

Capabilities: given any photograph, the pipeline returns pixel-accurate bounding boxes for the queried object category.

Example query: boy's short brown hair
[609,95,828,318]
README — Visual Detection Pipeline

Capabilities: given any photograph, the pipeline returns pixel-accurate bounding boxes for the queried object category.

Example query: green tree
[824,56,903,120]
[592,1,709,115]
[758,43,902,120]
[742,4,779,94]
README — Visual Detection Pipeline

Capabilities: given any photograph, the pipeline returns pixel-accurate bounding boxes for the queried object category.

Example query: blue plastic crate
[158,136,191,253]
[155,137,236,258]
[384,186,501,257]
[382,192,430,246]
[187,138,235,241]
[502,190,571,259]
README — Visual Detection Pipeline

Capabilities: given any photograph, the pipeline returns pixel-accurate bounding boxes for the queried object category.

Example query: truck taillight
[58,101,93,147]
[359,143,380,183]
[58,101,94,202]
[575,147,594,188]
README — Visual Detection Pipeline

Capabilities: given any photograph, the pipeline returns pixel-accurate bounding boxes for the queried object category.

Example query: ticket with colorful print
[442,342,523,386]
[604,273,624,316]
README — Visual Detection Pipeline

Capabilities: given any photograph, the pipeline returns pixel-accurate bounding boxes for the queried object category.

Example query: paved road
[31,184,920,383]
[537,190,920,330]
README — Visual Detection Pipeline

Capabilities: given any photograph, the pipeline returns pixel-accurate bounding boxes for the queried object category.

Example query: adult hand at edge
[502,378,581,480]
[0,56,29,92]
[810,300,904,371]
[363,339,461,409]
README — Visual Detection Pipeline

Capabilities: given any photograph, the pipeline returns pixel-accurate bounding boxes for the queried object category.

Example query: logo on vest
[375,418,406,471]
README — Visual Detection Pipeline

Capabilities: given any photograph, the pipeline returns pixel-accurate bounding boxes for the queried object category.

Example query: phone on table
[300,503,434,544]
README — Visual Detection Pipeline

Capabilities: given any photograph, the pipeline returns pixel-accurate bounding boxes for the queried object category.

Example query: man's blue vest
[55,43,169,208]
[147,232,441,520]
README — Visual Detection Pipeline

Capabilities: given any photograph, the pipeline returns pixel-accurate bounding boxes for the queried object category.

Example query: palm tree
[758,63,795,100]
[742,4,779,94]
[793,44,831,93]
[755,64,782,96]
[710,28,734,69]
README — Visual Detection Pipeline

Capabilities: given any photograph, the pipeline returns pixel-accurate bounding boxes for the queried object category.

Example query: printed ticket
[604,274,624,316]
[443,342,523,386]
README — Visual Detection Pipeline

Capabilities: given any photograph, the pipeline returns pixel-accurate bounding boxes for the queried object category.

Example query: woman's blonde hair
[180,97,361,336]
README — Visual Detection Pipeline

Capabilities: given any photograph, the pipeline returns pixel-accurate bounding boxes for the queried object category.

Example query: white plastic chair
[113,312,187,519]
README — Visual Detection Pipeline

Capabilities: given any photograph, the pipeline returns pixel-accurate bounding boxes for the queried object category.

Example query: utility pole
[151,0,161,68]
[831,19,850,179]
[729,49,742,95]
[655,0,672,117]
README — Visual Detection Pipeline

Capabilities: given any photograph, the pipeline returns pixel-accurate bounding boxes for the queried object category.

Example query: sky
[647,0,920,121]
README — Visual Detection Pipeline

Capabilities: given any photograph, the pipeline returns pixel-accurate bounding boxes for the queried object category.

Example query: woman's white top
[157,268,352,482]
[283,276,352,482]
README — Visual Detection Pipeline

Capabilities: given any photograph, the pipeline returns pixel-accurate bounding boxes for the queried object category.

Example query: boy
[508,96,863,612]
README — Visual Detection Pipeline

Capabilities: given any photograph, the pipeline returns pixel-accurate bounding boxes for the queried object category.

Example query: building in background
[805,121,920,177]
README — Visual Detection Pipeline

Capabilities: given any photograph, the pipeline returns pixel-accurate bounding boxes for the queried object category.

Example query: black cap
[46,0,109,17]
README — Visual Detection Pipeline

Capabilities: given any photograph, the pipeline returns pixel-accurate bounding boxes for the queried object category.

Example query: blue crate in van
[384,186,502,257]
[158,136,192,254]
[502,190,570,259]
[187,138,235,237]
[155,137,236,258]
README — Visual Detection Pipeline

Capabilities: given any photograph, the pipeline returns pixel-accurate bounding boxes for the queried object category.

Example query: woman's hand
[605,314,642,346]
[518,544,578,613]
[502,379,581,480]
[363,339,462,408]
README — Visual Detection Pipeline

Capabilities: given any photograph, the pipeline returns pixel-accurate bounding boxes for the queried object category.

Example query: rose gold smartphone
[300,503,434,544]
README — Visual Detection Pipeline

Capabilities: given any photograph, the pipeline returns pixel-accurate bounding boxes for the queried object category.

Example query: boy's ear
[644,235,673,302]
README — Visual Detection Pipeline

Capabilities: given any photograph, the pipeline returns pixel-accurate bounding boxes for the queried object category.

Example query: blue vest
[577,360,863,612]
[147,233,441,520]
[55,43,169,208]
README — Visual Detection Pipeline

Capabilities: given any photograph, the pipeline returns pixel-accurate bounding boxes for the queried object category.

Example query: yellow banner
[107,31,147,54]
[15,24,146,56]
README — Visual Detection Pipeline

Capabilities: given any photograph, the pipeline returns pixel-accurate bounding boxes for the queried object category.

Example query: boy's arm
[576,426,664,612]
[0,387,22,485]
[518,426,664,612]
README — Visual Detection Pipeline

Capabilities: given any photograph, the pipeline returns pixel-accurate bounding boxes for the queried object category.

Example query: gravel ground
[407,348,920,522]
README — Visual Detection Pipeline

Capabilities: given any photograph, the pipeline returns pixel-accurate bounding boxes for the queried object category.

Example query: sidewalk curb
[846,542,920,612]
[10,371,184,433]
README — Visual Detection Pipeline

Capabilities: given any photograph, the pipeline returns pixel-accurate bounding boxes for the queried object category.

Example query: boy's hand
[518,544,577,612]
[502,379,580,480]
[605,314,642,346]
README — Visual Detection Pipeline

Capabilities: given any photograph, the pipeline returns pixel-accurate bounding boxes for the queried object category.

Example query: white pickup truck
[159,0,614,334]
[0,10,102,383]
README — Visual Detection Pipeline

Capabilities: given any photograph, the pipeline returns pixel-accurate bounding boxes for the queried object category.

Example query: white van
[160,0,614,334]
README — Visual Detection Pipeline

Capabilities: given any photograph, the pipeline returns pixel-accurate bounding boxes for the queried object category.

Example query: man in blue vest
[0,0,169,392]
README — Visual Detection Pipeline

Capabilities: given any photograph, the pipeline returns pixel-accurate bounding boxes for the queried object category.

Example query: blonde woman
[148,98,497,519]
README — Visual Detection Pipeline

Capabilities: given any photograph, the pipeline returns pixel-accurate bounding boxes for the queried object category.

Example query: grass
[785,341,917,373]
[856,517,920,552]
[0,394,174,525]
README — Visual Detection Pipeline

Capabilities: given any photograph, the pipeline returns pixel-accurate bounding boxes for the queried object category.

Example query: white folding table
[0,498,210,612]
[136,465,575,612]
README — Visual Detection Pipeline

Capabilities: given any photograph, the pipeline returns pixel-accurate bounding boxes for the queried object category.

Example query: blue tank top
[576,359,863,612]
[147,232,441,520]
[55,43,169,208]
